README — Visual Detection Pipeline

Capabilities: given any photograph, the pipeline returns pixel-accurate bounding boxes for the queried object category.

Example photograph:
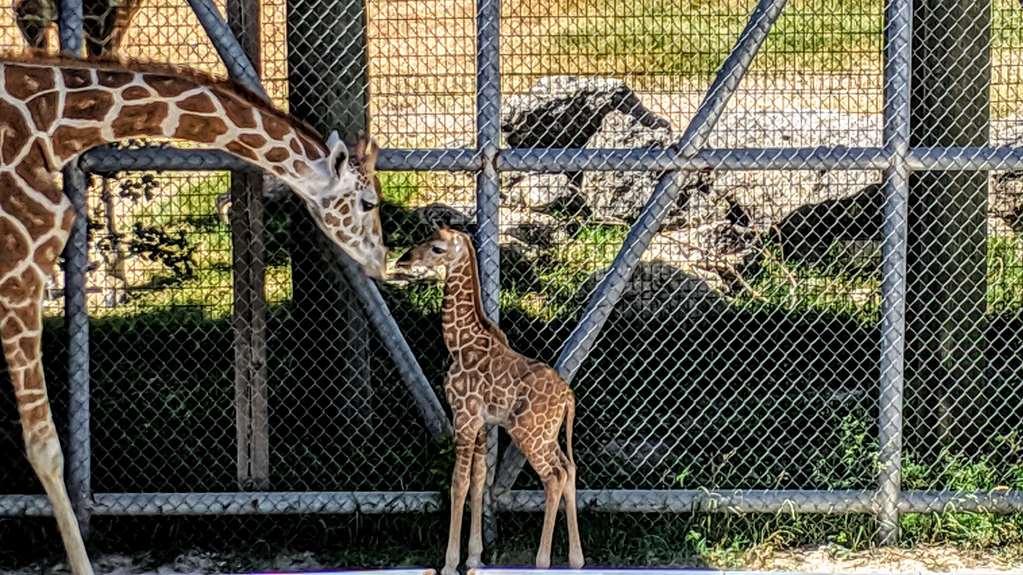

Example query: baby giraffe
[396,227,584,574]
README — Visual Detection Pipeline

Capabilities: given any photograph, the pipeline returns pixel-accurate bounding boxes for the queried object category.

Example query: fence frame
[2,0,1022,549]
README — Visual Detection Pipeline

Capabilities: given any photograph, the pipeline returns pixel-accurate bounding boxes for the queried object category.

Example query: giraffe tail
[564,390,576,466]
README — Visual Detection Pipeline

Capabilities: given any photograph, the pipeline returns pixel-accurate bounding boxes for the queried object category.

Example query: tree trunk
[906,0,991,457]
[285,0,373,439]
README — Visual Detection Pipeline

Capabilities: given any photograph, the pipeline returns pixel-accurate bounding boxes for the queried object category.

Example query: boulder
[769,182,883,274]
[582,110,706,226]
[502,76,670,149]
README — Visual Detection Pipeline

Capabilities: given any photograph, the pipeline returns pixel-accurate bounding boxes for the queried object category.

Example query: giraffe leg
[508,438,566,571]
[533,449,567,569]
[466,427,488,569]
[442,421,481,575]
[559,450,584,568]
[2,295,94,575]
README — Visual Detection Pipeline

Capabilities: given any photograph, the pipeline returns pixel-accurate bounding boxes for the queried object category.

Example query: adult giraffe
[0,54,387,575]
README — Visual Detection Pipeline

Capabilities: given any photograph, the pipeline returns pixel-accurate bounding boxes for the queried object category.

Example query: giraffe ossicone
[0,54,387,575]
[395,228,585,574]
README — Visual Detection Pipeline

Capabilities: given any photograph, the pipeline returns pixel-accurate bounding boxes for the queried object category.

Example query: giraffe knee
[24,429,64,480]
[541,464,568,489]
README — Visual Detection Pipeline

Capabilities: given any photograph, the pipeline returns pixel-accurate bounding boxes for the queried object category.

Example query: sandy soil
[751,544,1023,574]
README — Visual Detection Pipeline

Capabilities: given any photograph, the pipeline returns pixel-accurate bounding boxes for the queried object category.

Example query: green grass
[91,173,300,319]
[378,171,428,206]
[901,440,1023,546]
[735,244,880,322]
[547,0,1023,81]
[553,0,883,77]
[725,235,1023,323]
[502,223,628,320]
[987,235,1023,312]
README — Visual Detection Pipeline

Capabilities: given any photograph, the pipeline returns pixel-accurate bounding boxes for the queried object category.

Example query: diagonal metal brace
[493,0,790,492]
[185,0,451,439]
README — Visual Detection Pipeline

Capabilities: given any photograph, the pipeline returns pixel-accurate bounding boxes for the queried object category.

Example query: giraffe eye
[431,245,446,255]
[361,199,377,211]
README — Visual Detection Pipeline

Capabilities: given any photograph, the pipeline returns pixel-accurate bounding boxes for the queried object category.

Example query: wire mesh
[0,0,1022,567]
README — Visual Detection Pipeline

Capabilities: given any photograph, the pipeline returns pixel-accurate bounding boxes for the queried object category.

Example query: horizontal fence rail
[80,146,1023,174]
[4,490,1022,517]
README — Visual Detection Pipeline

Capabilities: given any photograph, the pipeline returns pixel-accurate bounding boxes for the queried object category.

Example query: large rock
[502,76,670,149]
[503,77,708,227]
[769,183,882,273]
[582,110,705,226]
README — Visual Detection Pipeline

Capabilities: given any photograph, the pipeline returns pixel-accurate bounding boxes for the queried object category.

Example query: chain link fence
[1,0,1023,565]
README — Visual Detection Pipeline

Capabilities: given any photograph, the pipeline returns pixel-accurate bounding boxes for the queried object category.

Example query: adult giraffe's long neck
[441,235,506,353]
[2,57,329,189]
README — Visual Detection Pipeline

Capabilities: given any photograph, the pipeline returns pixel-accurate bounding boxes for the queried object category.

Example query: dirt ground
[5,545,1022,575]
[750,545,1023,574]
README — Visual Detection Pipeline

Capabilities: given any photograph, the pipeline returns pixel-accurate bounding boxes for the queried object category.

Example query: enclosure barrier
[0,0,1020,552]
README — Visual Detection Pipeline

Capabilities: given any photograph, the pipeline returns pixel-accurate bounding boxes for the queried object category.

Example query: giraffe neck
[1,57,330,193]
[442,239,499,353]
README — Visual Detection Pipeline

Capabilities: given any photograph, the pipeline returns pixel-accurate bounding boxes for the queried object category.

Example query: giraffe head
[304,131,387,278]
[393,227,471,277]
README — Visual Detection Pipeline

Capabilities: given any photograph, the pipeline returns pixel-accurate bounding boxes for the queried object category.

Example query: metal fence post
[226,0,270,491]
[877,0,912,545]
[57,0,92,538]
[476,0,502,549]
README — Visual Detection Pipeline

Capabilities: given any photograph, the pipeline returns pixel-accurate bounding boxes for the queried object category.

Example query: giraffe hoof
[441,566,460,575]
[466,557,484,570]
[569,554,585,569]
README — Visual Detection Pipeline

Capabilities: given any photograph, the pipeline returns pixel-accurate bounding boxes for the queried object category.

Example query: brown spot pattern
[174,114,228,144]
[301,138,322,159]
[144,74,194,97]
[4,65,55,99]
[111,102,168,139]
[238,134,266,149]
[61,209,74,233]
[15,141,59,201]
[61,68,93,90]
[33,235,65,272]
[289,138,303,154]
[264,147,289,163]
[121,86,151,100]
[51,125,103,160]
[21,399,49,422]
[97,70,134,88]
[260,112,290,139]
[0,100,32,164]
[323,213,341,227]
[177,93,216,113]
[0,173,54,238]
[218,94,256,129]
[226,141,257,161]
[11,299,41,333]
[0,217,30,271]
[63,89,115,121]
[26,92,58,131]
[293,160,312,177]
[0,315,20,342]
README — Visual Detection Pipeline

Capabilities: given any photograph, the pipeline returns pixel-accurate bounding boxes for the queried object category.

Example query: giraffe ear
[354,131,380,176]
[326,130,349,179]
